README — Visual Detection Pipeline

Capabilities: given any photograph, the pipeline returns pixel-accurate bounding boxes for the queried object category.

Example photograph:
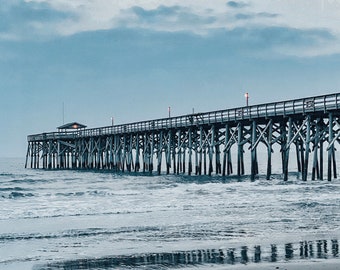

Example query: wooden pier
[26,93,340,181]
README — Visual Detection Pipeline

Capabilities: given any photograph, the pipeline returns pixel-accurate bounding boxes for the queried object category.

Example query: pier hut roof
[57,122,87,130]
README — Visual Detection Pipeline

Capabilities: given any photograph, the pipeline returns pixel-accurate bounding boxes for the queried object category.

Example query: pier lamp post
[168,106,171,118]
[245,92,249,106]
[111,117,114,126]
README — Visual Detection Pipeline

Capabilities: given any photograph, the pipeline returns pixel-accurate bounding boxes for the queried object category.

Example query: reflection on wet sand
[35,239,339,269]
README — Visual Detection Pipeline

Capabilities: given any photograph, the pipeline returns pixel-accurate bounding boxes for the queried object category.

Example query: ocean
[0,157,339,269]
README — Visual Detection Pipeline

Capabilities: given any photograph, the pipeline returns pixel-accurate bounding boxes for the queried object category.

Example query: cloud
[131,5,183,18]
[227,1,249,9]
[244,26,334,48]
[257,12,278,18]
[0,0,76,40]
[221,26,336,57]
[234,13,252,20]
[234,12,278,20]
[55,26,336,65]
[1,0,340,56]
[126,5,216,31]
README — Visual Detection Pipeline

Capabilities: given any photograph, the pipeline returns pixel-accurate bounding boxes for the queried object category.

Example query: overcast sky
[1,0,340,157]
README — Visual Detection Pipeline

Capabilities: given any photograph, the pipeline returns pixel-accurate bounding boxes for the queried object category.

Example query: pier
[26,93,340,181]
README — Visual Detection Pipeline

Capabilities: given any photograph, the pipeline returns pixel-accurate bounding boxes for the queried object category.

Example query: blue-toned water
[0,158,339,269]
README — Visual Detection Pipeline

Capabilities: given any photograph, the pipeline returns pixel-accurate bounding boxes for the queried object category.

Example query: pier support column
[25,142,31,169]
[37,142,41,169]
[222,124,229,176]
[112,135,117,171]
[108,137,113,170]
[135,134,141,172]
[182,133,186,174]
[172,132,176,174]
[127,134,133,172]
[328,113,336,181]
[71,149,76,169]
[31,142,35,169]
[208,126,214,176]
[237,123,244,176]
[177,130,181,174]
[188,128,193,175]
[120,137,125,171]
[319,136,324,180]
[194,130,199,175]
[166,131,172,174]
[88,138,93,169]
[266,120,273,180]
[41,141,46,169]
[157,132,163,175]
[282,118,291,181]
[251,121,258,181]
[34,142,39,169]
[57,141,61,169]
[198,127,203,175]
[296,141,302,174]
[149,133,155,173]
[142,134,147,173]
[303,116,311,181]
[312,120,320,180]
[32,143,36,169]
[215,128,221,175]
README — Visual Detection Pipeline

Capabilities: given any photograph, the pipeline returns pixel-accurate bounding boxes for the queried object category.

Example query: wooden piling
[222,125,228,176]
[266,120,273,180]
[282,119,290,181]
[157,132,163,175]
[328,113,333,181]
[312,120,320,180]
[237,123,244,176]
[198,127,203,175]
[303,116,311,181]
[208,126,214,176]
[251,121,257,180]
[188,128,193,175]
[177,130,181,175]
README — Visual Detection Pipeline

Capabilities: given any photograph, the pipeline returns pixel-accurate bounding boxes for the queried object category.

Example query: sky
[1,0,340,157]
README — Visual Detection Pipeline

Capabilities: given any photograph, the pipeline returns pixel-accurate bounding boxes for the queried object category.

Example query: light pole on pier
[245,92,249,106]
[168,106,171,118]
[111,117,114,126]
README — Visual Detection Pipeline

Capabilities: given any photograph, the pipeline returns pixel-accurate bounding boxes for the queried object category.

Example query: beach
[1,158,339,269]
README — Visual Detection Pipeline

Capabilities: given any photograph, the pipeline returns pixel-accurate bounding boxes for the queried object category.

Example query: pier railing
[27,93,340,142]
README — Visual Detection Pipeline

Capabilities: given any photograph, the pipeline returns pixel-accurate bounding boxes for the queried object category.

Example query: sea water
[0,158,339,269]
